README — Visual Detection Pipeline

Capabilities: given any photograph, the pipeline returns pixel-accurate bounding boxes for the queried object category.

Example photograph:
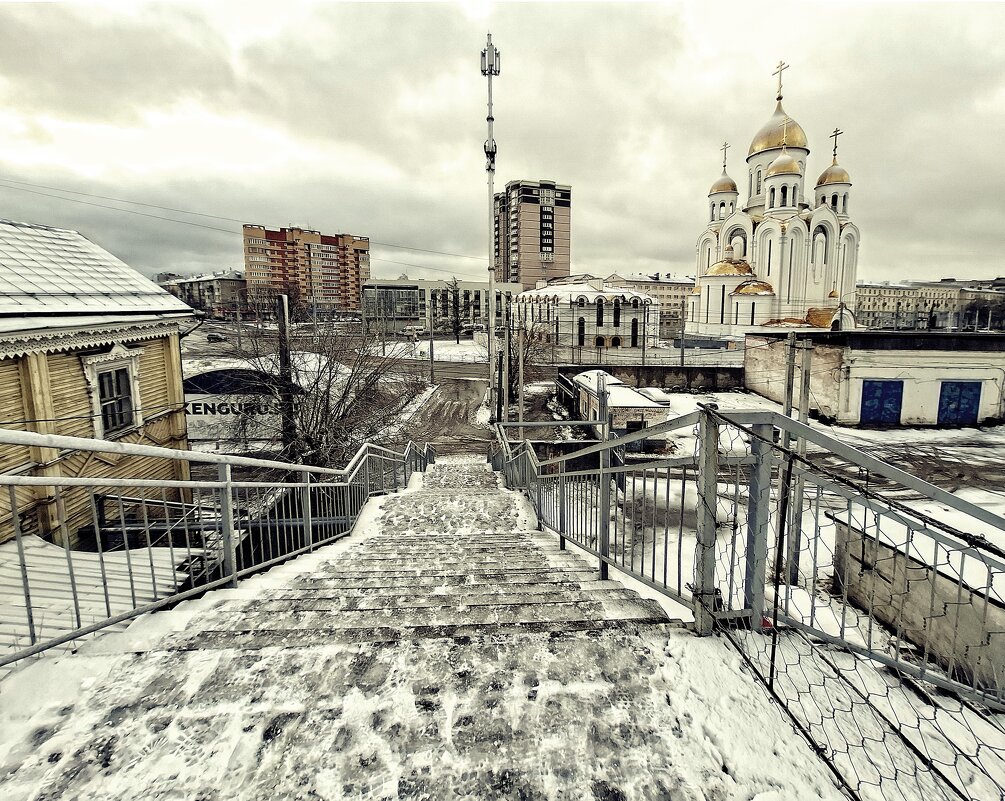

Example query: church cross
[830,127,844,160]
[720,141,730,172]
[773,60,789,99]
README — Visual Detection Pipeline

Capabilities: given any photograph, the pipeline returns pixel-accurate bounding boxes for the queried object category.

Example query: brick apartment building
[494,179,571,290]
[242,224,370,313]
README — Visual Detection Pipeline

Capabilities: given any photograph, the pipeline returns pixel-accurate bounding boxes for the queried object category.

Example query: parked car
[207,333,228,343]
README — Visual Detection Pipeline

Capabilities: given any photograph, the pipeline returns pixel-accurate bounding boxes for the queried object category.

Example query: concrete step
[259,578,626,599]
[290,569,599,590]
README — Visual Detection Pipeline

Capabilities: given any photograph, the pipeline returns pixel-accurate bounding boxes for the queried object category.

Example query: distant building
[494,179,571,290]
[605,273,694,337]
[571,369,671,440]
[745,330,1005,427]
[361,276,522,334]
[161,270,246,319]
[514,276,659,356]
[855,281,1005,330]
[0,219,195,546]
[690,70,860,338]
[242,224,370,313]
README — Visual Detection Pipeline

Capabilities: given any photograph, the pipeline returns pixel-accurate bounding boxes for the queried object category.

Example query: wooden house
[0,219,196,545]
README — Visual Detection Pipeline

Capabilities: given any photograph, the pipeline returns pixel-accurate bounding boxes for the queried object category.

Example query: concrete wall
[744,336,843,419]
[834,521,1005,692]
[558,364,743,391]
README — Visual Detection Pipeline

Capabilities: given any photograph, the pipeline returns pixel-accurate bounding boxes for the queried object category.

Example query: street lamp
[481,33,500,418]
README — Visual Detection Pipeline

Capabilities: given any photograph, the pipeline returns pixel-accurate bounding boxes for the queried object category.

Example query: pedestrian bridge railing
[491,405,1005,801]
[0,429,434,670]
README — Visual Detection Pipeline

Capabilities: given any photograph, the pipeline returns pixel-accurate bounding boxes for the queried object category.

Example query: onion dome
[816,158,852,187]
[707,258,755,277]
[806,307,838,328]
[691,284,702,294]
[748,101,808,156]
[709,171,737,195]
[766,150,802,177]
[827,288,839,299]
[732,279,775,295]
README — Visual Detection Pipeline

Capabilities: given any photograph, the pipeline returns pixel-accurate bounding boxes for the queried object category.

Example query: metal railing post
[363,449,371,497]
[694,408,720,635]
[558,462,567,550]
[598,376,611,579]
[744,423,774,624]
[301,471,313,552]
[218,463,238,588]
[9,486,37,645]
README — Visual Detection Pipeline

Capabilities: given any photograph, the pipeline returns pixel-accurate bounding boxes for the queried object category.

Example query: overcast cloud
[0,1,1002,284]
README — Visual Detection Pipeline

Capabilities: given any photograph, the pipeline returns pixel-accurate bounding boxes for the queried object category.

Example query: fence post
[744,423,773,624]
[301,471,314,552]
[363,449,371,497]
[598,375,611,580]
[218,463,238,588]
[693,407,720,635]
[558,462,567,550]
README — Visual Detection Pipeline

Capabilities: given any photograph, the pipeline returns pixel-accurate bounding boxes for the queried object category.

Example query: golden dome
[709,171,737,195]
[807,307,837,328]
[732,279,775,295]
[827,288,839,299]
[766,151,802,177]
[691,285,701,294]
[748,101,808,157]
[707,259,755,277]
[816,159,851,187]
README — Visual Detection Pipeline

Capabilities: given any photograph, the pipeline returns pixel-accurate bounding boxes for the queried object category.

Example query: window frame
[82,344,144,439]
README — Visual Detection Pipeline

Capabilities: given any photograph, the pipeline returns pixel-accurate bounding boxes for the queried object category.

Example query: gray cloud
[0,2,1002,285]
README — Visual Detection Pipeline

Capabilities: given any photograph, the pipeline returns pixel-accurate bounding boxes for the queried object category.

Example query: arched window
[766,240,772,276]
[832,193,839,209]
[611,336,621,348]
[780,185,788,207]
[748,173,753,196]
[769,187,776,208]
[632,298,640,309]
[630,318,639,348]
[596,298,605,326]
[729,202,734,214]
[710,203,715,222]
[718,202,725,220]
[613,299,621,327]
[842,193,849,213]
[756,169,762,194]
[577,317,585,346]
[577,296,585,308]
[594,335,605,348]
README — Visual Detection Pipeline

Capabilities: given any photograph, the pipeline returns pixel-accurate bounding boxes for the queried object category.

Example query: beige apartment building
[494,180,571,290]
[855,282,1004,330]
[242,224,370,313]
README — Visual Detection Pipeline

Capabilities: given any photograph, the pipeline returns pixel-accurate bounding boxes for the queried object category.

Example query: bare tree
[222,319,426,467]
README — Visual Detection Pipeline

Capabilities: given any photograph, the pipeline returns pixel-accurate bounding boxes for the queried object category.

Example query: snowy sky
[0,1,1002,284]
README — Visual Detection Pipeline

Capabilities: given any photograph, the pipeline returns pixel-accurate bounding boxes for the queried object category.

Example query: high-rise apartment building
[242,224,370,312]
[493,179,571,290]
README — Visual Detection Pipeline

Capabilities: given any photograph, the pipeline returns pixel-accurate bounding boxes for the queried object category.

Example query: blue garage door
[861,380,903,425]
[938,381,981,426]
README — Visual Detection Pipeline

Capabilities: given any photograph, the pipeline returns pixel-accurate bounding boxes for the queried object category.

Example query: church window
[767,240,772,276]
[577,317,585,346]
[729,202,734,214]
[756,170,762,194]
[748,174,752,196]
[613,299,621,327]
[718,202,725,219]
[831,193,839,209]
[720,285,726,324]
[842,193,849,213]
[630,319,639,347]
[768,187,775,208]
[597,299,605,326]
[577,296,585,307]
[750,303,755,325]
[595,335,605,348]
[710,203,715,221]
[734,303,739,325]
[780,186,788,207]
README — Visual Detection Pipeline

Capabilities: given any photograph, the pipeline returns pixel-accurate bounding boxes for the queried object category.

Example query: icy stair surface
[0,458,845,801]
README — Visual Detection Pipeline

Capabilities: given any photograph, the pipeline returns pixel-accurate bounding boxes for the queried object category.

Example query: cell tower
[481,32,500,414]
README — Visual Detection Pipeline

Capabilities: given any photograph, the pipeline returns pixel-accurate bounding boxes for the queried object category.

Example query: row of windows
[575,318,642,347]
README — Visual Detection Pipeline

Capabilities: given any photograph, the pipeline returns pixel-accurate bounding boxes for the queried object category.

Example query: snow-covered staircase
[0,458,845,800]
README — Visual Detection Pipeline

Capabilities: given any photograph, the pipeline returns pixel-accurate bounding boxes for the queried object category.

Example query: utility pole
[787,339,812,585]
[427,299,435,385]
[781,331,797,452]
[481,33,500,418]
[276,293,296,454]
[641,303,648,366]
[679,297,687,368]
[517,325,525,440]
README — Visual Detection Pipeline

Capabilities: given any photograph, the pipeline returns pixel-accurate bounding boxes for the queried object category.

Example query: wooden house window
[98,368,135,435]
[82,344,144,439]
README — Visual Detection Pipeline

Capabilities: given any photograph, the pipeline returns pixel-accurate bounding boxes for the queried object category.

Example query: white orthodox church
[688,65,860,338]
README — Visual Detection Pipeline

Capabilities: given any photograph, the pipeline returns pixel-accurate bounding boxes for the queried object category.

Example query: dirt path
[402,378,492,455]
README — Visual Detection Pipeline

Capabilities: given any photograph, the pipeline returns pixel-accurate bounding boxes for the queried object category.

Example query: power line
[0,177,488,261]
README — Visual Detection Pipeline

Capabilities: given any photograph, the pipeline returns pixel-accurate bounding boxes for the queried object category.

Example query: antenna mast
[481,32,500,416]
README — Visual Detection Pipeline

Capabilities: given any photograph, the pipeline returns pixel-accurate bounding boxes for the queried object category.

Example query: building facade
[0,219,195,546]
[161,270,246,319]
[745,331,1005,427]
[855,281,1005,330]
[361,276,523,334]
[689,72,860,338]
[605,273,694,337]
[513,276,659,357]
[494,179,571,290]
[243,225,369,313]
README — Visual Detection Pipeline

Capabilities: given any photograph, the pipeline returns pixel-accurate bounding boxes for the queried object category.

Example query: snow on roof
[173,270,244,284]
[518,282,655,304]
[572,370,667,408]
[0,219,192,316]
